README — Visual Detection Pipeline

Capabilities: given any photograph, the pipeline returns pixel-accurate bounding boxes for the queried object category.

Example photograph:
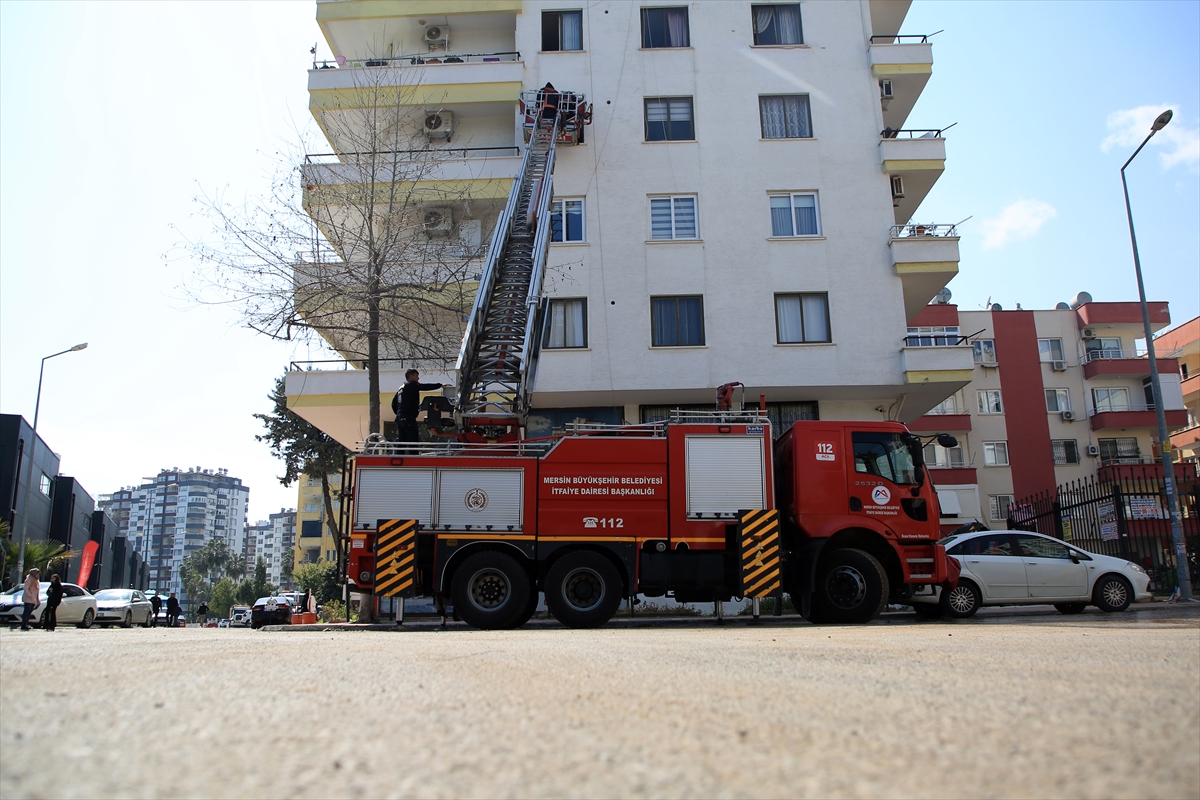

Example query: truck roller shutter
[355,468,435,528]
[686,437,765,515]
[437,469,523,529]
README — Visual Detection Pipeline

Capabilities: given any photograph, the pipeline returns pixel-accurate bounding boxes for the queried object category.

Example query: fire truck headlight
[359,571,373,583]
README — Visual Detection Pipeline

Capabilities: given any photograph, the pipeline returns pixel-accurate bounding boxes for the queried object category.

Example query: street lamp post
[14,344,88,583]
[1120,108,1194,602]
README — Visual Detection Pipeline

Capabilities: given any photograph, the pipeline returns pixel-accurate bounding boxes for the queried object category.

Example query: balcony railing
[289,357,457,373]
[869,34,932,44]
[1083,348,1147,363]
[303,146,521,166]
[881,128,944,139]
[925,405,967,416]
[313,51,521,69]
[1088,401,1160,416]
[890,223,959,238]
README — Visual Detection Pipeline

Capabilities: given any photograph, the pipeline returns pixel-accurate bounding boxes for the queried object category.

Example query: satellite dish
[990,303,1003,311]
[934,288,952,305]
[1055,302,1070,310]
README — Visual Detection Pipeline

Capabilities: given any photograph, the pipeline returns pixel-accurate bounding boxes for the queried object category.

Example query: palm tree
[1,537,77,577]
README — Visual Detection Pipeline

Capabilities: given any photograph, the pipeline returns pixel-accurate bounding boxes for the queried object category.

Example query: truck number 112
[583,517,624,528]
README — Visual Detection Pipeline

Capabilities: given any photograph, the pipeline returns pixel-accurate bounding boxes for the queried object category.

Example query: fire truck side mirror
[936,434,959,448]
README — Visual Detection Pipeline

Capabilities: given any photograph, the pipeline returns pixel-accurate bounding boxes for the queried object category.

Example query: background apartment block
[287,0,970,444]
[295,472,342,570]
[903,296,1189,530]
[257,508,297,589]
[101,468,249,598]
[1157,316,1199,464]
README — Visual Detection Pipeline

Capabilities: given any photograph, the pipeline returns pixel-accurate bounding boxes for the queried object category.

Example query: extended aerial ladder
[453,85,590,440]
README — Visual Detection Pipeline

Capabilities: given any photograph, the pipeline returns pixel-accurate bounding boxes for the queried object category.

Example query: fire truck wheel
[452,551,532,630]
[545,552,623,629]
[811,548,889,624]
[513,592,540,628]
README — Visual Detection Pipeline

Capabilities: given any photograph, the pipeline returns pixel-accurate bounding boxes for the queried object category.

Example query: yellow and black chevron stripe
[739,509,781,599]
[374,519,417,597]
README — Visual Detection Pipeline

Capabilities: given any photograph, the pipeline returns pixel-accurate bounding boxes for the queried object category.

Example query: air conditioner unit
[1081,328,1096,340]
[1085,444,1100,457]
[891,175,905,199]
[424,24,449,48]
[423,207,454,236]
[423,110,453,141]
[880,80,894,100]
[1060,410,1075,421]
[1051,360,1067,372]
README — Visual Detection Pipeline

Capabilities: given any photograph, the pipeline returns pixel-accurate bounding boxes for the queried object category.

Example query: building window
[641,7,689,48]
[1093,387,1130,413]
[759,95,812,138]
[775,293,830,343]
[989,494,1014,522]
[978,390,1004,414]
[923,442,965,467]
[769,193,820,237]
[542,10,583,51]
[1098,437,1139,463]
[1038,338,1064,362]
[39,473,51,496]
[1051,439,1080,465]
[545,298,587,348]
[973,339,996,364]
[752,3,803,44]
[1045,389,1071,413]
[651,296,705,346]
[983,441,1009,466]
[550,198,585,242]
[906,326,960,347]
[1086,337,1123,360]
[929,395,965,415]
[645,97,694,141]
[649,196,698,240]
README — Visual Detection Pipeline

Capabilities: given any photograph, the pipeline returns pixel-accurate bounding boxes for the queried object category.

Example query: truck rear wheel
[810,548,889,624]
[451,551,532,630]
[546,551,623,629]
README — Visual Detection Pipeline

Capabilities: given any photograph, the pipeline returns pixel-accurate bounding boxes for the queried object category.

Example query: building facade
[100,468,250,598]
[903,297,1188,530]
[286,0,970,444]
[1156,316,1199,464]
[295,473,342,570]
[256,508,297,589]
[1,414,62,559]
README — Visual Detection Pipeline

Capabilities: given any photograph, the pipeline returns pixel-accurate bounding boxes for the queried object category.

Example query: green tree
[209,578,238,618]
[235,579,257,606]
[253,376,349,570]
[179,538,245,605]
[293,560,341,605]
[251,555,275,599]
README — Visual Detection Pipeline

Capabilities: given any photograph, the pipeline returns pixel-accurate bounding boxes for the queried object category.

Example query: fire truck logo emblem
[464,488,488,512]
[871,486,891,505]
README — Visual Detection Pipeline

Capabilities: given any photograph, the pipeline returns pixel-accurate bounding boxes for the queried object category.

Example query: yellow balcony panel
[898,344,974,421]
[904,369,974,384]
[303,176,514,208]
[317,1,522,23]
[309,80,523,112]
[890,225,960,322]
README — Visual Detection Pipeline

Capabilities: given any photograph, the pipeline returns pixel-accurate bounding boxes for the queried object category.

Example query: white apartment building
[287,0,970,441]
[257,508,297,589]
[101,467,250,597]
[903,295,1189,530]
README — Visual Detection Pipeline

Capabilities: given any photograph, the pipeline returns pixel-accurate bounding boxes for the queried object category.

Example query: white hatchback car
[911,530,1151,619]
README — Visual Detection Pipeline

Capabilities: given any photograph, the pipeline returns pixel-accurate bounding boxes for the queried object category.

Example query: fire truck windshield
[852,432,920,486]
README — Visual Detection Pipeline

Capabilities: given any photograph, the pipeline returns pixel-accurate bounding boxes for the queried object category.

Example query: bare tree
[181,61,498,434]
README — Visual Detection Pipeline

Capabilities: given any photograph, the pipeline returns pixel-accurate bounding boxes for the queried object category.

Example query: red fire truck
[339,87,956,628]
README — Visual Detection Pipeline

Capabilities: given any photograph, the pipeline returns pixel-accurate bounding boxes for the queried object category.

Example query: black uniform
[393,379,443,442]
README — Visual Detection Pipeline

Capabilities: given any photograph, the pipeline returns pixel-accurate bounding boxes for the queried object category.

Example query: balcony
[928,466,977,486]
[1082,349,1179,380]
[890,222,959,322]
[897,344,974,422]
[881,130,946,224]
[302,147,521,206]
[907,411,971,433]
[869,34,933,130]
[1089,405,1189,432]
[1076,301,1170,333]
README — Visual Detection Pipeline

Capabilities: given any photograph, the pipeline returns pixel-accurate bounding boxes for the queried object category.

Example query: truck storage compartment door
[355,468,435,528]
[686,436,765,517]
[437,469,523,530]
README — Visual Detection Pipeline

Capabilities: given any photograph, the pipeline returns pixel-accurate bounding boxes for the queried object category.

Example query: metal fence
[1009,465,1199,592]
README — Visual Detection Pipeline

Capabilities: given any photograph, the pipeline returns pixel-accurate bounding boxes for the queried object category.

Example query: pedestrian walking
[392,369,443,443]
[41,574,64,631]
[150,593,162,627]
[166,593,181,627]
[19,568,40,631]
[196,602,209,624]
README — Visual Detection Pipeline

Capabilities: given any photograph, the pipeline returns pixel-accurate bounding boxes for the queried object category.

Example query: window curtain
[770,196,793,236]
[784,95,811,137]
[549,299,585,347]
[761,96,786,138]
[754,6,775,35]
[652,297,677,345]
[793,194,818,235]
[801,294,828,341]
[776,295,802,342]
[777,4,802,43]
[646,99,668,140]
[677,297,703,344]
[666,8,689,46]
[672,197,696,238]
[562,11,582,50]
[668,98,693,139]
[650,198,673,239]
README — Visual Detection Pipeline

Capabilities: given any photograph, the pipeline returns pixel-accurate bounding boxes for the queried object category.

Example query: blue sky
[1,1,1197,521]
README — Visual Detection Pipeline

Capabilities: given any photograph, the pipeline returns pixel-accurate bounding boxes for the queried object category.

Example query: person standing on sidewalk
[19,568,40,630]
[150,593,162,626]
[41,575,64,631]
[166,593,181,627]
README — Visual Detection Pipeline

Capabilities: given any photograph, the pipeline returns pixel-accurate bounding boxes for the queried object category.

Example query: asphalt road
[1,604,1197,799]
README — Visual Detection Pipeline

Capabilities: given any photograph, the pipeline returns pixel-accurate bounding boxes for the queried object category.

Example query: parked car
[229,606,252,627]
[217,618,231,628]
[0,582,97,628]
[93,589,155,628]
[154,609,188,627]
[250,596,294,628]
[911,530,1152,619]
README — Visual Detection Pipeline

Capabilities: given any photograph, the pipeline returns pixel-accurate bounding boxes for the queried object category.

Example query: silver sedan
[93,589,155,628]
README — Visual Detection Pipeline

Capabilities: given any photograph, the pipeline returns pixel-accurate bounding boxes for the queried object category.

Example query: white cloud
[979,200,1058,250]
[1101,105,1200,171]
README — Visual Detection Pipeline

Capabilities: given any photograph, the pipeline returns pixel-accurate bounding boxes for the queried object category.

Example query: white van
[229,606,252,627]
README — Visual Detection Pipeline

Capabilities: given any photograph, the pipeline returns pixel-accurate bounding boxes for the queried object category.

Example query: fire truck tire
[451,551,532,630]
[545,552,623,629]
[810,548,889,624]
[513,592,540,628]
